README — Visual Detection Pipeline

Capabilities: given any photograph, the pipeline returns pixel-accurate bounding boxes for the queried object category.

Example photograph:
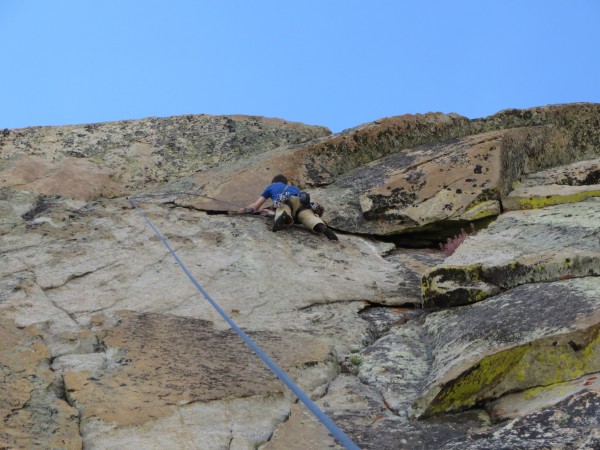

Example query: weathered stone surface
[0,191,411,327]
[185,112,476,212]
[0,115,330,199]
[171,112,474,215]
[518,157,600,187]
[2,104,600,449]
[0,187,427,447]
[488,371,600,421]
[319,115,597,236]
[58,311,336,447]
[444,388,600,450]
[413,277,600,417]
[472,102,600,160]
[84,395,291,450]
[356,131,505,227]
[315,374,491,450]
[184,103,600,238]
[423,198,600,308]
[0,318,81,449]
[503,183,600,210]
[65,312,277,425]
[264,403,343,450]
[298,112,473,186]
[287,305,600,449]
[3,104,599,237]
[357,321,432,417]
[303,102,600,189]
[359,306,427,343]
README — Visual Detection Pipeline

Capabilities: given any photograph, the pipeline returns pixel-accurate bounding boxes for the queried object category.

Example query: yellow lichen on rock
[424,324,600,416]
[427,345,529,415]
[503,185,600,211]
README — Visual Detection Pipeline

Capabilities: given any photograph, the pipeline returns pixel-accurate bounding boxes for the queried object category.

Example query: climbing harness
[129,193,360,450]
[273,184,291,208]
[298,191,311,206]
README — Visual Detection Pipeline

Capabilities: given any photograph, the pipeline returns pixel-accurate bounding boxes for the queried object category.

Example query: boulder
[316,129,509,236]
[319,112,599,236]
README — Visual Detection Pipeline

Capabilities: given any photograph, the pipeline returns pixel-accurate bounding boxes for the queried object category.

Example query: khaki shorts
[274,196,324,232]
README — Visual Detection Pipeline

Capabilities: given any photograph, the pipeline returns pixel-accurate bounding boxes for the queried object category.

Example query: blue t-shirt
[261,182,300,202]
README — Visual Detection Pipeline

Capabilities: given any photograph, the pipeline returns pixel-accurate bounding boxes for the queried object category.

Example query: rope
[129,195,360,450]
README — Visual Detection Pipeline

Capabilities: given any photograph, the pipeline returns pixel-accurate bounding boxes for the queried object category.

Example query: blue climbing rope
[129,195,361,450]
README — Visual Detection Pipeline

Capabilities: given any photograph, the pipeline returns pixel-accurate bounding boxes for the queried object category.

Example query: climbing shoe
[315,223,339,241]
[272,211,290,232]
[323,227,339,241]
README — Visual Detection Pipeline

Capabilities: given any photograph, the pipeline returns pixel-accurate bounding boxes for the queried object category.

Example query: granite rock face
[0,185,421,447]
[0,318,81,450]
[179,103,600,238]
[445,388,600,450]
[62,311,337,449]
[414,277,600,417]
[0,114,330,200]
[517,157,600,187]
[422,198,600,308]
[1,105,600,449]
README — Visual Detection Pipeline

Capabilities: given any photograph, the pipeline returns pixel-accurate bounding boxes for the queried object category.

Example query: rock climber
[239,174,338,241]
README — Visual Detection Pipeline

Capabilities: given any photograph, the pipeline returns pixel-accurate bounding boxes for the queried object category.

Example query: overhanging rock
[412,277,600,418]
[422,198,600,308]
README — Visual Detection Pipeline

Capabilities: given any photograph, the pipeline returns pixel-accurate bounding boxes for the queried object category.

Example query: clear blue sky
[1,1,598,133]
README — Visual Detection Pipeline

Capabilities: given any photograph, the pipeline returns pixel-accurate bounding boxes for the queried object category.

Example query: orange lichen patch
[0,155,53,183]
[296,113,473,186]
[0,155,120,200]
[186,146,310,211]
[1,318,81,449]
[362,131,505,219]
